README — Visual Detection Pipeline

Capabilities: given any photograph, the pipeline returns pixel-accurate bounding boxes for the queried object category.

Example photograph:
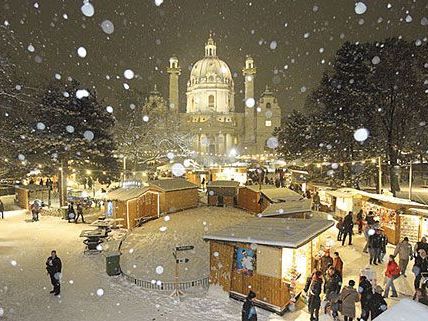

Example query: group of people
[66,202,85,223]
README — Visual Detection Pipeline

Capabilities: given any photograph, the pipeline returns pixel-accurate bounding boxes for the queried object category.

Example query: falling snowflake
[81,2,95,17]
[171,163,185,177]
[76,89,89,99]
[266,137,279,149]
[269,41,277,50]
[371,56,380,65]
[354,2,367,15]
[100,20,114,34]
[154,0,164,6]
[159,226,167,232]
[36,122,45,130]
[166,152,175,160]
[27,44,35,52]
[155,266,164,275]
[10,260,17,266]
[106,106,114,113]
[96,288,104,297]
[66,125,75,133]
[123,69,135,80]
[83,130,94,142]
[354,128,369,142]
[77,47,87,58]
[245,97,255,108]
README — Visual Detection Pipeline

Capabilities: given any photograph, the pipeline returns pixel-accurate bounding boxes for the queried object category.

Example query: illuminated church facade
[156,35,282,156]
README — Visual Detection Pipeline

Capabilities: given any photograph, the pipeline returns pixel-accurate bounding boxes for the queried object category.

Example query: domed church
[166,34,281,156]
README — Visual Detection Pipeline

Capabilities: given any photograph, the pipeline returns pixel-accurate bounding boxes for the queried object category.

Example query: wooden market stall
[107,186,161,229]
[361,193,428,245]
[15,184,50,210]
[203,218,334,314]
[149,178,199,214]
[326,188,365,220]
[237,185,304,214]
[260,199,312,218]
[207,180,240,207]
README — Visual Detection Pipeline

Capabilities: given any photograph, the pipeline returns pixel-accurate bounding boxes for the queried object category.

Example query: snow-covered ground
[120,207,251,282]
[0,205,417,321]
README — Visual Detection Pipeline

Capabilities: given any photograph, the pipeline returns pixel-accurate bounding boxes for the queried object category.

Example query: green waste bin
[105,251,121,276]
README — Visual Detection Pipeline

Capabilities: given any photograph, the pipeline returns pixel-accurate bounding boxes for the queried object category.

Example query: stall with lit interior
[326,188,365,219]
[203,218,334,314]
[362,193,428,244]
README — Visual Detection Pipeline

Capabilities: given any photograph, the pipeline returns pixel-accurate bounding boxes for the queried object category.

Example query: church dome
[189,35,232,85]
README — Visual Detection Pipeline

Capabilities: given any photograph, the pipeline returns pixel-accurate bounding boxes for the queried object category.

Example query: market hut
[361,193,428,244]
[203,218,334,314]
[15,184,50,210]
[107,186,161,229]
[149,178,199,214]
[237,185,304,214]
[260,199,312,218]
[326,188,365,219]
[207,180,240,207]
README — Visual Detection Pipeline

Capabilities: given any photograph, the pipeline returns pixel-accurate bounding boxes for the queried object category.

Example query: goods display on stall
[326,188,364,219]
[203,218,334,314]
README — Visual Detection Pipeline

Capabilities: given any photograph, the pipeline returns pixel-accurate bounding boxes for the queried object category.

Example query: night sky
[1,0,427,116]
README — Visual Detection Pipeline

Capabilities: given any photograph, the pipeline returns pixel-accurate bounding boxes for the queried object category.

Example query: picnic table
[80,229,107,252]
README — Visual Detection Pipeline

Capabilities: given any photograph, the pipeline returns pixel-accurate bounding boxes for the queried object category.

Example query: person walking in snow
[0,199,4,219]
[378,230,388,263]
[324,266,342,319]
[312,192,321,211]
[369,285,388,319]
[319,249,333,277]
[413,287,428,306]
[333,252,344,277]
[413,248,428,290]
[358,275,373,321]
[67,202,76,223]
[356,209,364,234]
[338,280,359,321]
[46,250,62,296]
[305,270,323,321]
[342,212,354,246]
[74,202,85,223]
[336,218,344,241]
[394,237,413,277]
[31,200,40,222]
[368,229,382,265]
[241,291,257,321]
[384,255,400,298]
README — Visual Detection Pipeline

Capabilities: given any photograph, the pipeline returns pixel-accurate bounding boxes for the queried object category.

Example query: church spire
[205,32,217,57]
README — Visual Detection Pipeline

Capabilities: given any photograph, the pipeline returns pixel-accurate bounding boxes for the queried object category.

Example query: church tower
[243,55,257,150]
[167,56,181,113]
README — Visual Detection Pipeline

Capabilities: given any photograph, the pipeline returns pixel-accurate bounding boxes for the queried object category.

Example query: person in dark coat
[356,209,364,234]
[378,230,388,263]
[358,275,373,320]
[0,199,4,219]
[413,248,428,290]
[242,291,257,321]
[324,266,342,319]
[46,250,62,295]
[74,203,85,223]
[67,202,76,223]
[368,229,382,265]
[342,212,354,246]
[319,250,333,276]
[369,285,388,319]
[305,270,323,321]
[336,218,344,241]
[413,287,428,306]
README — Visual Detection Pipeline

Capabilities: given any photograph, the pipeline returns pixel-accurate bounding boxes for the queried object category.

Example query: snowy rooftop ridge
[203,218,334,248]
[260,199,312,217]
[374,299,428,321]
[149,178,198,192]
[245,185,304,202]
[207,180,240,188]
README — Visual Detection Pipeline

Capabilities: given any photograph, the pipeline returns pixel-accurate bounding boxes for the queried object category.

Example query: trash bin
[105,251,121,276]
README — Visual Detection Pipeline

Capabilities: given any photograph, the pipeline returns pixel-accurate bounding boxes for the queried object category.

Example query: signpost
[170,245,193,299]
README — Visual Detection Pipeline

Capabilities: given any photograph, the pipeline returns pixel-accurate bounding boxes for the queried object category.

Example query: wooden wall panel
[160,189,198,213]
[237,188,260,213]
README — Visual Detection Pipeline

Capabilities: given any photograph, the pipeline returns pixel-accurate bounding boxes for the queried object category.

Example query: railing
[122,272,209,291]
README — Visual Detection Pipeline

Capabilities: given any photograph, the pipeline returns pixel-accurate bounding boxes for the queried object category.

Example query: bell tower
[167,55,181,112]
[243,55,257,149]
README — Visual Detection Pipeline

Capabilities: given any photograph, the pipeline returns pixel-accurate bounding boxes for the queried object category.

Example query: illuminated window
[208,95,215,110]
[265,120,272,127]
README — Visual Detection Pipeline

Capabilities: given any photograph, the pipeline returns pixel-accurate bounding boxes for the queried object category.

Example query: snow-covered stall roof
[149,178,198,192]
[361,192,428,208]
[408,208,428,217]
[326,187,364,199]
[246,186,304,202]
[207,180,240,188]
[107,186,154,201]
[15,184,50,191]
[203,218,334,248]
[374,299,428,321]
[260,199,312,217]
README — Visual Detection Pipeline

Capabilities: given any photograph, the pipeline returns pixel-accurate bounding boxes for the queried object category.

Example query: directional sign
[176,245,194,251]
[176,258,190,264]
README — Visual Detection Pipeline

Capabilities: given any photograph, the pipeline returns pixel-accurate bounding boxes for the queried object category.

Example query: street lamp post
[377,156,382,194]
[122,156,127,184]
[409,161,413,200]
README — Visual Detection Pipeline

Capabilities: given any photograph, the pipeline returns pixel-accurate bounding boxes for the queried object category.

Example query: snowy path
[0,212,410,321]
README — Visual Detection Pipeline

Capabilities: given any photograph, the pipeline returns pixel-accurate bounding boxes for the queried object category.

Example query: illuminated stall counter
[203,218,334,314]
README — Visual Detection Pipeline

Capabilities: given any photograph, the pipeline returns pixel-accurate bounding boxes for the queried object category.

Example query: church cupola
[205,33,217,57]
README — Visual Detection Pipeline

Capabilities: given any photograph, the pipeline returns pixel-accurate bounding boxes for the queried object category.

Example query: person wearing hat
[358,275,373,321]
[338,279,359,321]
[242,290,257,321]
[369,285,388,319]
[394,237,413,277]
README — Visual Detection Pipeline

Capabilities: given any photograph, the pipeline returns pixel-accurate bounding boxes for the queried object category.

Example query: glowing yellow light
[86,170,92,175]
[102,171,106,175]
[59,167,63,171]
[316,164,322,168]
[371,158,377,163]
